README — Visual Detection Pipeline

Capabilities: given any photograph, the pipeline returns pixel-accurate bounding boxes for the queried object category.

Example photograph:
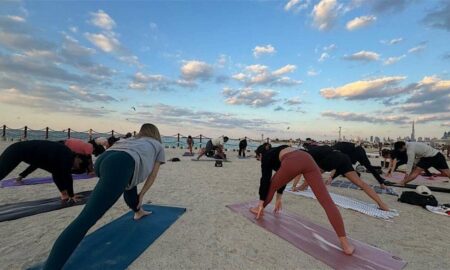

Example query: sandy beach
[0,141,449,270]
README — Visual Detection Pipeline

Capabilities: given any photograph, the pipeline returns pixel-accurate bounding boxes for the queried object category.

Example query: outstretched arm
[138,162,161,206]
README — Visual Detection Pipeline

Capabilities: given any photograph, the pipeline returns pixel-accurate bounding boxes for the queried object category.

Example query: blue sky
[0,0,449,140]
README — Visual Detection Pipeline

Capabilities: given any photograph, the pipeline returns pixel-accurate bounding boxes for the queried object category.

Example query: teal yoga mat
[30,204,186,270]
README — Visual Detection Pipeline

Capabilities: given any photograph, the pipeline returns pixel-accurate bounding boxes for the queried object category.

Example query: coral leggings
[263,150,346,237]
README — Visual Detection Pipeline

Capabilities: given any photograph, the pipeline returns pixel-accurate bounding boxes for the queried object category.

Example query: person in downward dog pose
[0,140,85,201]
[197,136,229,160]
[333,142,386,188]
[297,146,390,211]
[43,123,165,270]
[250,144,355,255]
[394,141,450,185]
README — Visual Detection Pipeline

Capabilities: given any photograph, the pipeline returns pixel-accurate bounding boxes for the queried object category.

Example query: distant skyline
[0,0,449,140]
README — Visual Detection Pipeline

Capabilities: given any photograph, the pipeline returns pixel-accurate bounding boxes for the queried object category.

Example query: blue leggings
[43,151,139,270]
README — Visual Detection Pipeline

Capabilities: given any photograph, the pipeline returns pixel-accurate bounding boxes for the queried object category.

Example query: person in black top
[251,144,355,255]
[302,145,389,211]
[0,140,84,201]
[333,142,385,188]
[238,137,248,157]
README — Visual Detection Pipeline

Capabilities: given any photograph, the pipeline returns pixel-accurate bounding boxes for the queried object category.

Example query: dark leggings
[263,150,346,237]
[239,147,246,157]
[354,147,384,184]
[0,144,23,181]
[43,151,138,270]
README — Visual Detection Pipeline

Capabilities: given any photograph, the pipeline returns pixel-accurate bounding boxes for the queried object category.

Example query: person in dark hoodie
[238,137,248,157]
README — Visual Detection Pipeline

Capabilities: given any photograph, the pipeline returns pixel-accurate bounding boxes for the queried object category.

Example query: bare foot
[339,237,355,255]
[249,207,260,215]
[15,176,23,182]
[134,209,152,220]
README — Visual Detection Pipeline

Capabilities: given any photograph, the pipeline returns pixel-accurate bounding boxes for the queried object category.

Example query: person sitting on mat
[393,141,450,185]
[333,141,386,189]
[299,145,389,211]
[250,144,355,255]
[238,137,248,157]
[187,135,194,154]
[197,136,229,160]
[0,140,86,201]
[42,123,166,270]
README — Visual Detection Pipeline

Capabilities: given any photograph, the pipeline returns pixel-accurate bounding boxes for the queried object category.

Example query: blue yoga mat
[29,204,186,270]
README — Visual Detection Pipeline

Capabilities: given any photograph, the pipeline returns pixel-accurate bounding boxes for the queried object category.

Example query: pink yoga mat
[385,172,449,184]
[227,201,407,270]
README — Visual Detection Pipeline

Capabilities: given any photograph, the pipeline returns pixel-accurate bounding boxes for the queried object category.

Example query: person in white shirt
[393,141,450,185]
[197,136,229,160]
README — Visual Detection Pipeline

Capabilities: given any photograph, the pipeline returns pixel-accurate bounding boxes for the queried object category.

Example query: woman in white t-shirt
[43,123,166,270]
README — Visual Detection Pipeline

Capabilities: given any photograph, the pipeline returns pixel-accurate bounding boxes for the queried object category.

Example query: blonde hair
[137,123,162,142]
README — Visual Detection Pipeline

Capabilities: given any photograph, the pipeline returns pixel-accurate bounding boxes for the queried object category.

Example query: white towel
[286,186,399,220]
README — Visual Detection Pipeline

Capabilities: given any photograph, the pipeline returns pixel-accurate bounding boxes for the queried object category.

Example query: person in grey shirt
[394,141,450,185]
[43,123,165,270]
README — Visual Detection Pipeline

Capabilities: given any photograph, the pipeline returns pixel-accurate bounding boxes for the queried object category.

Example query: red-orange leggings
[263,150,346,237]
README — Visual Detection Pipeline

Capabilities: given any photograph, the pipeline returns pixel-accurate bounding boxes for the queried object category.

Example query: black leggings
[354,146,385,184]
[239,147,246,157]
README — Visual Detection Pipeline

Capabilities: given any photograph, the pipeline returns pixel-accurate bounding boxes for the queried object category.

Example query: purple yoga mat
[385,172,449,184]
[1,174,94,188]
[227,201,407,270]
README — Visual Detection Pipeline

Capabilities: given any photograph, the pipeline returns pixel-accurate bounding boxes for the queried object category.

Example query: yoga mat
[1,174,94,188]
[191,158,231,162]
[330,179,399,196]
[0,191,92,222]
[384,179,450,193]
[286,187,399,220]
[385,172,449,184]
[425,205,450,216]
[29,204,186,270]
[182,152,195,156]
[228,201,407,270]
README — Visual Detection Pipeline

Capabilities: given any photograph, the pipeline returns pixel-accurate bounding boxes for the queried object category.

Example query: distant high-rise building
[370,136,373,142]
[411,120,415,141]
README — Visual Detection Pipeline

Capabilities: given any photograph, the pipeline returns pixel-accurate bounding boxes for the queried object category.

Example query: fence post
[45,127,49,140]
[199,134,202,147]
[24,126,28,139]
[2,125,5,139]
[133,131,136,137]
[111,130,114,137]
[68,128,71,139]
[89,129,93,141]
[177,133,180,148]
[266,137,269,143]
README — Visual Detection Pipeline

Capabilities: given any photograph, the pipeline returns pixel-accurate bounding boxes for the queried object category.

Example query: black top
[11,140,75,196]
[307,145,354,177]
[259,145,289,201]
[239,139,247,148]
[333,142,355,155]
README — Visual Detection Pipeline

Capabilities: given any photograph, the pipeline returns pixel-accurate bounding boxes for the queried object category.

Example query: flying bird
[287,126,290,130]
[131,106,136,111]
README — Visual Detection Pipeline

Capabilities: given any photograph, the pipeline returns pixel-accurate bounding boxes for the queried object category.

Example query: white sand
[0,141,449,270]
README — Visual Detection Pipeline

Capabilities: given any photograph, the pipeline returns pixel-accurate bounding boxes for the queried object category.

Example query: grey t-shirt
[107,137,165,190]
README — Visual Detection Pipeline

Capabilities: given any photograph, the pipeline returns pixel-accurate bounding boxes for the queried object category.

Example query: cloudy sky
[0,0,449,140]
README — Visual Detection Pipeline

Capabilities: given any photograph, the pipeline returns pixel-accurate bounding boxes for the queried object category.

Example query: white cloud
[323,44,337,51]
[312,0,339,31]
[322,111,410,124]
[85,32,120,53]
[383,55,405,65]
[232,64,300,86]
[344,50,380,61]
[408,44,426,53]
[318,52,329,62]
[89,10,116,30]
[307,68,320,76]
[223,87,278,107]
[69,26,78,33]
[346,15,377,30]
[285,96,302,105]
[180,60,214,81]
[381,37,403,45]
[285,0,310,12]
[7,15,25,22]
[320,76,407,100]
[253,44,276,58]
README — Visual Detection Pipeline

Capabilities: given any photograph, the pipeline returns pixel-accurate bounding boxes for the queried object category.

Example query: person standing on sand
[394,141,450,185]
[332,141,386,189]
[250,144,355,255]
[187,135,194,154]
[197,136,228,160]
[0,140,85,201]
[42,123,165,270]
[238,137,247,157]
